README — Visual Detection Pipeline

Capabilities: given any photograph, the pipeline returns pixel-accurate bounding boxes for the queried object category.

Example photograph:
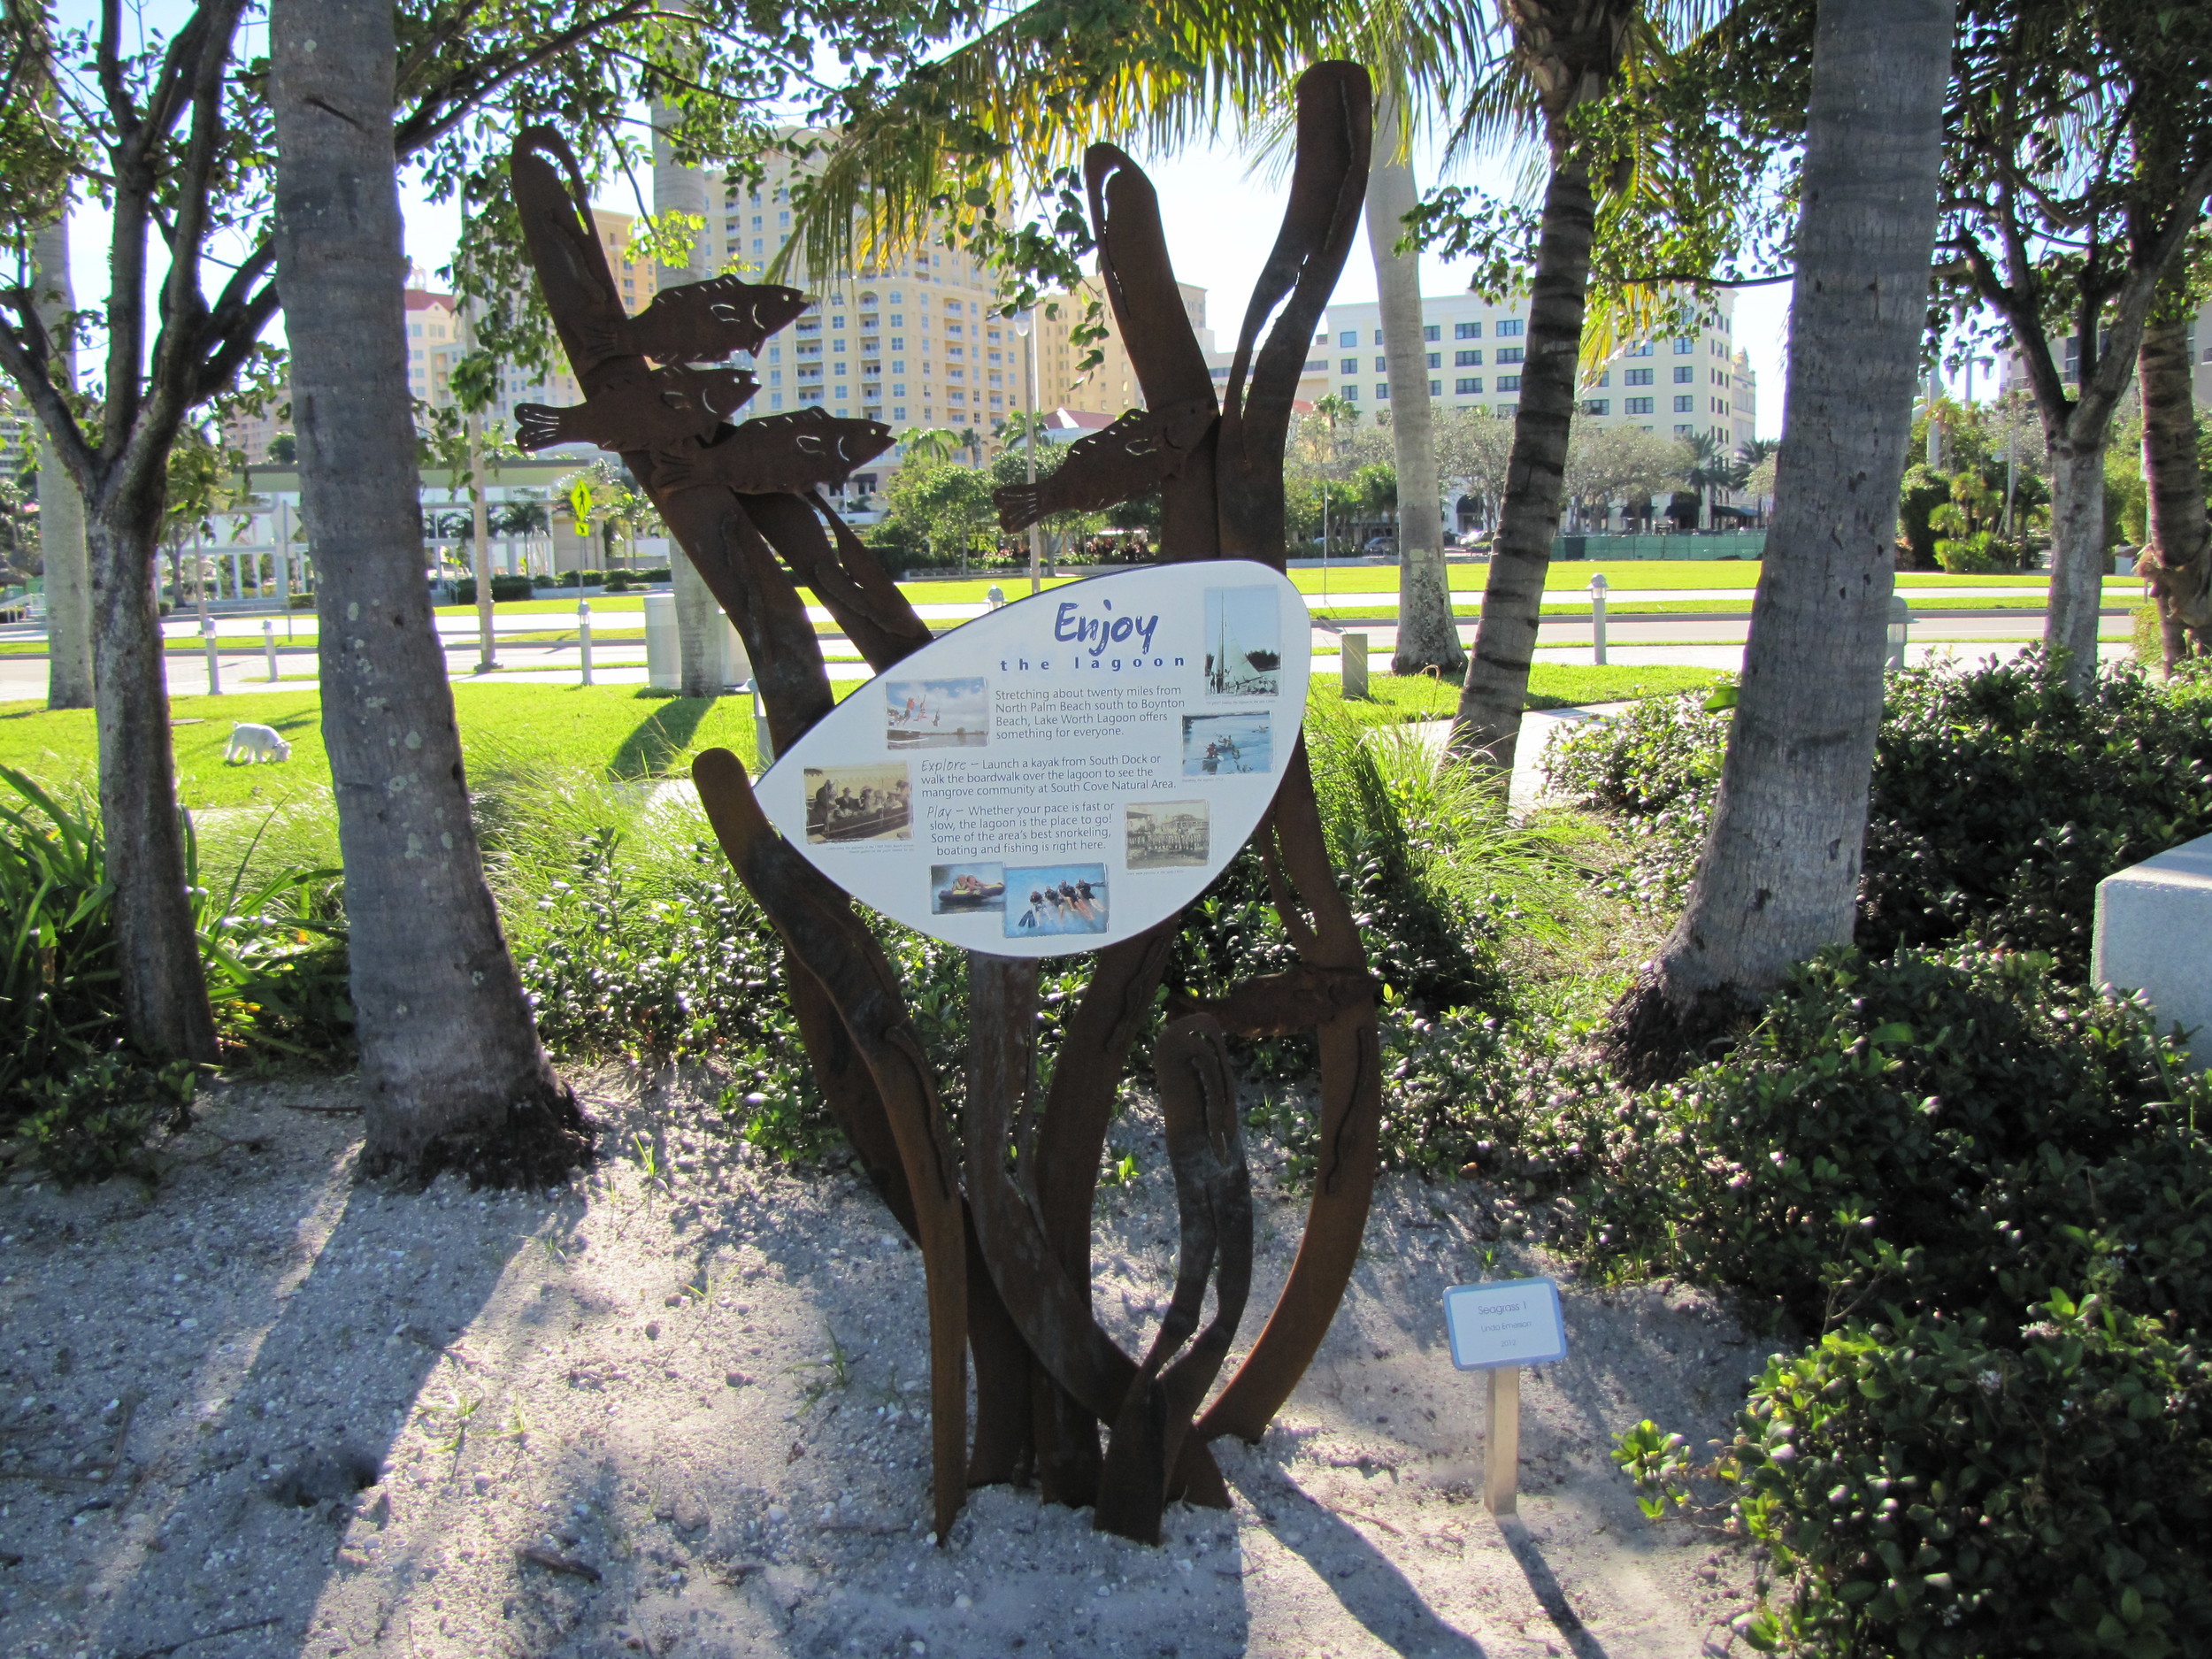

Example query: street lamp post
[1013,311,1041,595]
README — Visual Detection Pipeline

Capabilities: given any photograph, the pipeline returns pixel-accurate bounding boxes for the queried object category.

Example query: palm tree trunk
[1367,91,1463,677]
[1605,0,1954,1077]
[2044,430,2108,680]
[32,216,93,710]
[272,0,582,1179]
[2137,262,2212,671]
[1449,150,1594,767]
[651,101,727,697]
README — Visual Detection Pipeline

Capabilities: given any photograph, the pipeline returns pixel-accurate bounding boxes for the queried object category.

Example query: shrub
[1547,657,2212,974]
[1630,1296,2212,1658]
[572,568,606,588]
[1600,949,2212,1655]
[1583,949,2210,1333]
[0,770,351,1182]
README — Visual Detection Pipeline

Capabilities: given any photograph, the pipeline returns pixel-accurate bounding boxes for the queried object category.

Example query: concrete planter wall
[2093,831,2212,1070]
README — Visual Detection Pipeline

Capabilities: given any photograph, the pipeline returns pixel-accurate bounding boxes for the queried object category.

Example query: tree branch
[0,317,101,495]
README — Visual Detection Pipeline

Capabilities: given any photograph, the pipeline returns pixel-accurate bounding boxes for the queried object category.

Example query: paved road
[0,597,2136,703]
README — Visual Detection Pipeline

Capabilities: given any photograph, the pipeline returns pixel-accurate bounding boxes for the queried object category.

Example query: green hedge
[451,574,535,605]
[1547,655,2212,976]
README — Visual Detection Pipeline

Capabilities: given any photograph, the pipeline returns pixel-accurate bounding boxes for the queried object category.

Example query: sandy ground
[1,1068,1772,1659]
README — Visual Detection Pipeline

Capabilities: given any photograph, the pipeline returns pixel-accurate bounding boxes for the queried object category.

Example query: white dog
[224,723,293,764]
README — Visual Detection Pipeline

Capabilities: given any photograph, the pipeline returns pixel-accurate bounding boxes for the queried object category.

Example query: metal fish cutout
[514,365,757,453]
[576,275,809,366]
[652,407,895,496]
[994,398,1217,532]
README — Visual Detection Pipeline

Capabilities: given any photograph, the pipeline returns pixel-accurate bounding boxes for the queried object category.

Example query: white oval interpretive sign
[1442,1279,1568,1371]
[753,560,1310,957]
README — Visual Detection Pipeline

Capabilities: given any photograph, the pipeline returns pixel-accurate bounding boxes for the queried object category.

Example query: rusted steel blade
[691,749,969,1539]
[1165,963,1379,1039]
[1094,1015,1251,1542]
[1025,924,1176,1502]
[964,1210,1036,1487]
[681,501,835,752]
[964,955,1043,1487]
[1194,738,1381,1445]
[737,491,931,673]
[1217,64,1372,565]
[1087,146,1220,564]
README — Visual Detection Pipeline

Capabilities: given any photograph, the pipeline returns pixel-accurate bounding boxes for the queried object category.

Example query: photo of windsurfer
[1004,864,1110,937]
[1182,713,1272,777]
[886,676,988,749]
[931,861,1007,914]
[1203,586,1282,697]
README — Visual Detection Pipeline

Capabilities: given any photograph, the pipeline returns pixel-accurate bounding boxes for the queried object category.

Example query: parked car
[1362,535,1396,557]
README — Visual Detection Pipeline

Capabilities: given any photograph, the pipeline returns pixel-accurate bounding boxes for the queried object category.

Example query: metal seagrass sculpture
[508,60,1379,1546]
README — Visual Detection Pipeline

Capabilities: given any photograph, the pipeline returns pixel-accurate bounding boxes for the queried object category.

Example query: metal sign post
[1443,1278,1567,1517]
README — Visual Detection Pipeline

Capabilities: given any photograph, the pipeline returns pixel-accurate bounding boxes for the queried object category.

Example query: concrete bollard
[2093,831,2212,1071]
[204,617,222,696]
[579,600,593,687]
[1341,631,1369,700]
[1589,572,1609,665]
[1887,595,1912,671]
[262,617,278,682]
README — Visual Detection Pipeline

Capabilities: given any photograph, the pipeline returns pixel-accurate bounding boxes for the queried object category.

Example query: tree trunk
[1605,0,1953,1079]
[2136,264,2212,671]
[2045,432,2108,682]
[651,102,726,697]
[1366,92,1463,677]
[32,217,94,710]
[272,0,583,1182]
[1449,150,1595,767]
[88,488,219,1064]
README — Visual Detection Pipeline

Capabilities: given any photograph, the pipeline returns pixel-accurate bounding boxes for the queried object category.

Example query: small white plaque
[1442,1278,1566,1371]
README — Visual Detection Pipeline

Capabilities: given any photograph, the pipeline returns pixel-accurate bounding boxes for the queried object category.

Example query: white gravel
[0,1066,1770,1657]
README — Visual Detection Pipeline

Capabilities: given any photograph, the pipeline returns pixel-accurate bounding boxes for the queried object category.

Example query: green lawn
[1308,663,1726,724]
[0,684,777,810]
[0,660,1723,810]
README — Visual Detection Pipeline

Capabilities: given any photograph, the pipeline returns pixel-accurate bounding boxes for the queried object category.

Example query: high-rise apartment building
[673,143,1015,442]
[1321,288,1755,451]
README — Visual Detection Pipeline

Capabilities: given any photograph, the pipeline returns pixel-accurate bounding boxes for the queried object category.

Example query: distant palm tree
[956,426,985,467]
[1680,432,1747,526]
[896,426,960,467]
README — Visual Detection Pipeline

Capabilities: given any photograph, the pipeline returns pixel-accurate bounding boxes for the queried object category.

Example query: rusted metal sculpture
[992,396,1215,530]
[507,59,1381,1547]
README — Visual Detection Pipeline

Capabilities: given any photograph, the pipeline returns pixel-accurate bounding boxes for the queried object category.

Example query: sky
[45,3,1807,440]
[390,126,1793,442]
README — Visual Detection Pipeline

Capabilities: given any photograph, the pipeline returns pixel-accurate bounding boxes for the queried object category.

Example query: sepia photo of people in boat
[803,763,912,842]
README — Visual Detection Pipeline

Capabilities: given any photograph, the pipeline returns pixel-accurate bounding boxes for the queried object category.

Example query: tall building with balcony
[1996,301,2212,404]
[1321,288,1755,450]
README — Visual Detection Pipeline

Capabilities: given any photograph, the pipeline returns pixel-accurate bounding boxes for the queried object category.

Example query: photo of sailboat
[1203,586,1282,697]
